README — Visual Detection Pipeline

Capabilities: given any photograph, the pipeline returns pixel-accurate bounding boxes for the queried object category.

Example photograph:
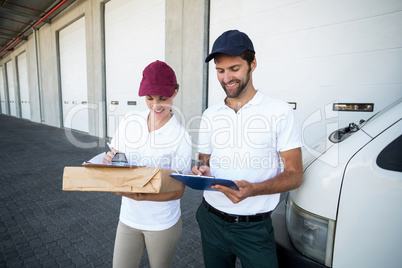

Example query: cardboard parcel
[63,165,183,194]
[63,166,183,193]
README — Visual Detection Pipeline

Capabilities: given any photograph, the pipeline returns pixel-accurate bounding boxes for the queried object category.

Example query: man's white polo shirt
[198,91,302,215]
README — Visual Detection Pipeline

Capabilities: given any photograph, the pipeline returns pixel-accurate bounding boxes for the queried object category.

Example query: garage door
[59,16,89,133]
[104,0,165,137]
[208,0,402,145]
[5,61,17,116]
[17,52,31,120]
[0,66,6,114]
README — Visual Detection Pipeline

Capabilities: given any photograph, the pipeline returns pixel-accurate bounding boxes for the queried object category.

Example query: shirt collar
[217,90,264,111]
[151,112,177,136]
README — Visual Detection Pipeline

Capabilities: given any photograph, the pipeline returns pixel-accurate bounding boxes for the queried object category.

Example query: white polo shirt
[111,110,192,231]
[198,91,302,215]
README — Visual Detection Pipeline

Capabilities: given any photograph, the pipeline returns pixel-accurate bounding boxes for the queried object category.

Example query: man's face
[214,54,254,98]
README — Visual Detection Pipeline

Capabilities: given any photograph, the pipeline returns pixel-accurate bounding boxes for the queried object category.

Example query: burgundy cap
[138,60,177,98]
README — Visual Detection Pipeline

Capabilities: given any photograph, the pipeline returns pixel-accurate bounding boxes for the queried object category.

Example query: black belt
[202,198,271,223]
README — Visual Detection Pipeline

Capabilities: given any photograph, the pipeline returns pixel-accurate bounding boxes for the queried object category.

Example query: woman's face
[145,90,177,120]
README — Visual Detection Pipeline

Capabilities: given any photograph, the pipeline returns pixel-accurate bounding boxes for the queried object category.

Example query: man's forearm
[251,169,303,196]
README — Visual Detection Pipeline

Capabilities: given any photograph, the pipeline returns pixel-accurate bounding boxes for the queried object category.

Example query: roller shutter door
[5,61,16,117]
[0,66,6,114]
[104,0,165,137]
[17,52,31,120]
[59,16,89,133]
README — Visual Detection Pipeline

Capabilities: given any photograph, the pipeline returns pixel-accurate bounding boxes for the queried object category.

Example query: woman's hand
[103,151,115,163]
[114,192,145,200]
[113,185,185,202]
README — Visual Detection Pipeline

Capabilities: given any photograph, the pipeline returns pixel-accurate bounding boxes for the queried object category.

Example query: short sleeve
[197,113,213,155]
[277,105,303,152]
[171,133,192,174]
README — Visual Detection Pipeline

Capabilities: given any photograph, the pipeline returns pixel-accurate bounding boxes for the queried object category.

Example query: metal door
[59,16,89,133]
[6,61,17,116]
[104,0,165,137]
[17,52,31,120]
[0,66,6,114]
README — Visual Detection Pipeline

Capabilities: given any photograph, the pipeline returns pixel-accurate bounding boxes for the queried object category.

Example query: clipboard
[82,162,131,168]
[170,174,239,191]
[82,152,131,168]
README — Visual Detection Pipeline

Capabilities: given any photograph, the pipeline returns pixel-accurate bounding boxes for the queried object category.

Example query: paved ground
[0,114,206,267]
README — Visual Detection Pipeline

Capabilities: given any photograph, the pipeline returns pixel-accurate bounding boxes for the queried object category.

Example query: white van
[272,98,402,268]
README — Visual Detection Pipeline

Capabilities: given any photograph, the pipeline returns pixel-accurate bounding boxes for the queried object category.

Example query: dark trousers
[196,203,278,268]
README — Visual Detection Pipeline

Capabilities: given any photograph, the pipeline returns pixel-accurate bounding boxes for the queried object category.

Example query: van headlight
[286,198,335,266]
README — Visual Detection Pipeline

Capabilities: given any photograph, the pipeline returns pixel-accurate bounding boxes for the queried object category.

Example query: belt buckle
[231,215,240,223]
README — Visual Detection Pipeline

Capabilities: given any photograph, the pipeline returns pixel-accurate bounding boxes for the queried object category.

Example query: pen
[197,161,202,176]
[107,142,116,155]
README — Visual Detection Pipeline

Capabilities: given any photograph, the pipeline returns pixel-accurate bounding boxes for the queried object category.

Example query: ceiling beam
[0,6,51,23]
[0,32,28,40]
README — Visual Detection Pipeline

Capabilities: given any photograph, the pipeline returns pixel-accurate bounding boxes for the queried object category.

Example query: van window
[376,135,402,172]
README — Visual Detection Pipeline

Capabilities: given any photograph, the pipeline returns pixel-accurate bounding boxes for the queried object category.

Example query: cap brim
[138,84,175,98]
[205,47,249,63]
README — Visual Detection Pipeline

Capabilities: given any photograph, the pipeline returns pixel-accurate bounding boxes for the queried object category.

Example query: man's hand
[191,153,211,176]
[212,180,255,204]
[190,165,212,176]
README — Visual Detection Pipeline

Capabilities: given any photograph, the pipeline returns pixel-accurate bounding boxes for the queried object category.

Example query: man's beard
[221,67,251,98]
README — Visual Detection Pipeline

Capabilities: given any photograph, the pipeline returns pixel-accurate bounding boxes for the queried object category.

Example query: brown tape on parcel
[62,166,183,193]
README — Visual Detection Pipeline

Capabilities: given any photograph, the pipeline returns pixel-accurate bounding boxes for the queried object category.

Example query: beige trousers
[112,218,182,268]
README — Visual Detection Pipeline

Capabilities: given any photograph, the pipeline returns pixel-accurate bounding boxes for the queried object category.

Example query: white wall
[0,0,206,158]
[0,0,401,152]
[208,0,402,146]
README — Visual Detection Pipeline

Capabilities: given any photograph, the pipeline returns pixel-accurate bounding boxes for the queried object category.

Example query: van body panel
[273,98,402,267]
[292,132,371,220]
[332,120,402,267]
